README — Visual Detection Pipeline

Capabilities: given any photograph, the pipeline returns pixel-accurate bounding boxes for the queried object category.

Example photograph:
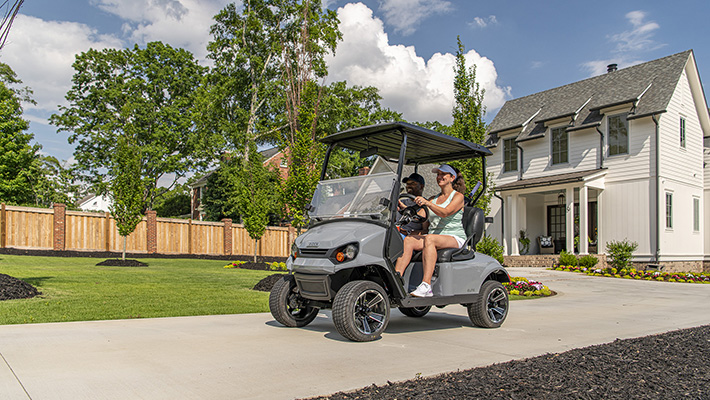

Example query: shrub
[558,250,578,266]
[476,234,504,264]
[606,239,638,269]
[579,255,599,268]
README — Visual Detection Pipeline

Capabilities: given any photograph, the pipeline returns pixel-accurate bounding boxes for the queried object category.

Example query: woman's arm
[417,192,464,218]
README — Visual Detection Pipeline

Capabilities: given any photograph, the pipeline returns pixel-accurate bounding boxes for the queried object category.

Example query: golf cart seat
[411,206,485,263]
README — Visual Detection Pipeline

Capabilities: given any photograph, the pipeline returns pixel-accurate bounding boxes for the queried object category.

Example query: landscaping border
[0,247,287,263]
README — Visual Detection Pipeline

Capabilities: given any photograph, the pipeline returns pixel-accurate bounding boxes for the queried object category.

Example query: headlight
[291,242,299,259]
[332,243,358,263]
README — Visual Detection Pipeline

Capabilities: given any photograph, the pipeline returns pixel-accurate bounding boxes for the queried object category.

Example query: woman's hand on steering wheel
[398,193,429,223]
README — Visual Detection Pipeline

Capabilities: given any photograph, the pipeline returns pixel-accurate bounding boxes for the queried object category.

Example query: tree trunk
[253,238,258,263]
[122,236,127,260]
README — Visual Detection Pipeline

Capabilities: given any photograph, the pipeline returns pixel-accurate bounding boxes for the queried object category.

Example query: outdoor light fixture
[558,193,565,205]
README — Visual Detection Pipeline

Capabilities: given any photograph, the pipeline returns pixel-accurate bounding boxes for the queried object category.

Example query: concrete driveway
[1,267,709,399]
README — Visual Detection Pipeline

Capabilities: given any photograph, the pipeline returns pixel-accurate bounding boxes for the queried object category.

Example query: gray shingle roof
[487,50,692,146]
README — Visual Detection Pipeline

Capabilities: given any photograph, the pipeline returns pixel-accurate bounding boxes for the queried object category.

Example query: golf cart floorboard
[399,293,479,308]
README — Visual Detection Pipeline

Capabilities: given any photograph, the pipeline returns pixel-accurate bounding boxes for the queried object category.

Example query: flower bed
[503,277,553,297]
[553,265,710,284]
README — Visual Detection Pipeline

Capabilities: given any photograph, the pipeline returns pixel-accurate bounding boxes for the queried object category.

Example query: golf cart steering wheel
[398,193,429,224]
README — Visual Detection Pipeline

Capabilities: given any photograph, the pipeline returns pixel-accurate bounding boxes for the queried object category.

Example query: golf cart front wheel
[399,306,431,318]
[467,280,508,328]
[269,275,319,327]
[332,280,390,342]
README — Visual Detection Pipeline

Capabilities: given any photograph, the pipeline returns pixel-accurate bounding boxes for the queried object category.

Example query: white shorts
[442,235,465,248]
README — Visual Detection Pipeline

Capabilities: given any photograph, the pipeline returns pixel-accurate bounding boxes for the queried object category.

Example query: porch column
[579,185,589,255]
[510,193,520,256]
[566,187,574,253]
[502,195,511,255]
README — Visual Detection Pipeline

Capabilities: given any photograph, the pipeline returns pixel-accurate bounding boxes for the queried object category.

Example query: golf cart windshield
[308,172,396,220]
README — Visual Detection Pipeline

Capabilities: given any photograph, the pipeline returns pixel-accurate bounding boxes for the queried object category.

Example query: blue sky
[3,0,709,164]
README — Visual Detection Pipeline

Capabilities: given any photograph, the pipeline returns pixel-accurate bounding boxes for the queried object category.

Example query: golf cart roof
[320,122,492,164]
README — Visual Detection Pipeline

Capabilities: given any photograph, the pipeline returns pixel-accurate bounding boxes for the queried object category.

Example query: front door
[547,205,566,252]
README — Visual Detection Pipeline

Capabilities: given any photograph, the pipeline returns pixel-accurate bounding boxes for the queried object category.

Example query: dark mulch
[309,325,710,400]
[96,259,148,267]
[253,273,286,292]
[0,273,42,301]
[0,247,286,263]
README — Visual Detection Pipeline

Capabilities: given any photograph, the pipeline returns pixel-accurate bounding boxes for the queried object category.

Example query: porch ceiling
[497,168,607,192]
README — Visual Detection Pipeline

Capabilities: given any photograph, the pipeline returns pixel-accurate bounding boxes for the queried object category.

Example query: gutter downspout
[651,114,660,264]
[515,143,524,180]
[595,126,605,169]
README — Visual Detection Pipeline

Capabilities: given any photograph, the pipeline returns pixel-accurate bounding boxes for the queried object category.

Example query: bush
[579,255,599,268]
[558,250,578,266]
[476,235,504,264]
[606,239,638,269]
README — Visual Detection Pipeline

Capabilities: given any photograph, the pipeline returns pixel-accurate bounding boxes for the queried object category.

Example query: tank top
[428,191,466,239]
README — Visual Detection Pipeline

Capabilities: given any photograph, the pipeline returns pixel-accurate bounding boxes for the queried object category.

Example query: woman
[394,164,466,297]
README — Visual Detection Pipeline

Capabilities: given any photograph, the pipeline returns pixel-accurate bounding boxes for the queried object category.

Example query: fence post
[223,218,232,256]
[104,212,111,251]
[0,203,6,248]
[53,203,66,251]
[188,219,192,254]
[146,210,157,254]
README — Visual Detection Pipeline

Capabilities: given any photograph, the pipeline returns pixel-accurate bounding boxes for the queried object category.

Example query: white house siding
[657,68,705,261]
[602,116,654,183]
[704,148,710,259]
[599,179,653,260]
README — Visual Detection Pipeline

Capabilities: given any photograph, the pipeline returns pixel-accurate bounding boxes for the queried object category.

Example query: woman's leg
[394,235,425,277]
[420,234,459,284]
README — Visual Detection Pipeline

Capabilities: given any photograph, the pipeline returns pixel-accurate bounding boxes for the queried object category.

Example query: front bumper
[293,272,332,301]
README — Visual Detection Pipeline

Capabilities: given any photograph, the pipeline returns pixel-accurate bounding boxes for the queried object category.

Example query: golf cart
[269,122,510,342]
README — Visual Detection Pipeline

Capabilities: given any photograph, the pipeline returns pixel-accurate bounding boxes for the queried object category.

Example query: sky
[2,0,709,165]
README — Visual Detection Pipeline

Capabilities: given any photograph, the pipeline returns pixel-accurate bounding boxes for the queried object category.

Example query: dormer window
[503,138,518,172]
[608,114,629,156]
[551,127,568,165]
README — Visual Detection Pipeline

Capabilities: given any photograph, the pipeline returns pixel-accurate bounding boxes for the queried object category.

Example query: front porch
[495,169,606,257]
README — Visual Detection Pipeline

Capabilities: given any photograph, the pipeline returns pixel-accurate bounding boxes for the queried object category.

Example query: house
[189,147,289,220]
[77,193,112,212]
[485,50,710,272]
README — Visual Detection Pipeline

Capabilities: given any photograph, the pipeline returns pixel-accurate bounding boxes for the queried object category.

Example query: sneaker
[410,282,433,297]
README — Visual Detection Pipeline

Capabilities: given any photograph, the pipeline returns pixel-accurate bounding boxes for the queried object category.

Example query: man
[397,172,428,236]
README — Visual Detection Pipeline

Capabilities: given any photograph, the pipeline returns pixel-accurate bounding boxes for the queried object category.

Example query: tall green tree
[0,62,42,205]
[109,137,145,260]
[50,41,213,210]
[449,36,490,210]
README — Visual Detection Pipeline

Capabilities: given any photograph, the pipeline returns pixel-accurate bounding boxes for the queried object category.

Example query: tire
[467,280,508,328]
[269,275,319,327]
[332,280,390,342]
[399,306,431,318]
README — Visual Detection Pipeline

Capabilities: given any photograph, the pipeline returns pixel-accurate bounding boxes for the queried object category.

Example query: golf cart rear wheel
[332,280,390,342]
[468,280,508,328]
[399,306,431,318]
[269,275,318,327]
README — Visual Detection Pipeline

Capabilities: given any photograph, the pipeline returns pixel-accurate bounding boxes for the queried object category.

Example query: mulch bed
[96,259,148,267]
[0,247,286,263]
[0,273,42,301]
[309,325,710,399]
[253,273,286,292]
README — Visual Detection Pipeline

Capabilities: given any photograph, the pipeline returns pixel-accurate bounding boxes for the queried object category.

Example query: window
[280,158,287,168]
[608,114,629,156]
[551,127,568,165]
[680,117,686,148]
[693,197,700,232]
[665,192,673,229]
[503,138,518,172]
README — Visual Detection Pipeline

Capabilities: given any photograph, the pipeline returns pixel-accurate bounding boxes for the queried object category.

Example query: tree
[153,183,190,218]
[50,41,213,211]
[109,137,145,260]
[448,36,490,210]
[0,62,42,205]
[32,156,82,207]
[0,0,24,49]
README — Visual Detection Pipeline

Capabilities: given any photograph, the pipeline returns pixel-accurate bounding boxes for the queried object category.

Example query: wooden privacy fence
[0,203,295,258]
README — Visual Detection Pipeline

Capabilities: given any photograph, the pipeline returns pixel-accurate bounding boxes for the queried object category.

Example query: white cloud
[582,10,663,77]
[469,15,497,29]
[379,0,452,36]
[91,0,231,60]
[1,15,123,112]
[326,3,510,124]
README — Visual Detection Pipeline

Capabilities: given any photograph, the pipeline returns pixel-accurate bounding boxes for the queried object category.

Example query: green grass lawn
[0,255,274,325]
